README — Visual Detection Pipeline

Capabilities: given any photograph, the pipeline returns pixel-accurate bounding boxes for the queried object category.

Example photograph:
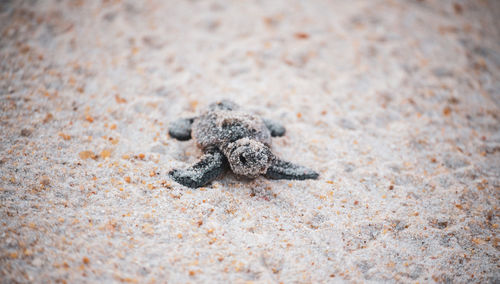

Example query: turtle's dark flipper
[169,148,228,188]
[265,158,319,180]
[263,119,286,137]
[168,118,195,141]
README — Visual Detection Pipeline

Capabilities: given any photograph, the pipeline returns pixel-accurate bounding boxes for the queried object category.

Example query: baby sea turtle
[168,100,319,188]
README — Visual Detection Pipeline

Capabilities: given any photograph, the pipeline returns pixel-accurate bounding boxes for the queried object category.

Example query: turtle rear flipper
[169,118,195,141]
[265,158,319,180]
[263,118,286,137]
[169,148,228,188]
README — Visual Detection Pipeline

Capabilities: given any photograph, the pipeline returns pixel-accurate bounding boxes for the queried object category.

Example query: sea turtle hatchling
[168,100,319,188]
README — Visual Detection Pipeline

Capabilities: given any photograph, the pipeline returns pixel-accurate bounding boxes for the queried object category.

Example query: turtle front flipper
[265,158,319,180]
[168,118,195,141]
[169,148,228,188]
[263,119,286,137]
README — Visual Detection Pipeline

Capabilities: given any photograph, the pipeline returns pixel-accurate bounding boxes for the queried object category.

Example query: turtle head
[224,138,272,178]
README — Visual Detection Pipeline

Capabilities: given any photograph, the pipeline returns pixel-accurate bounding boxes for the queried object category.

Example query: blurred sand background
[1,0,499,282]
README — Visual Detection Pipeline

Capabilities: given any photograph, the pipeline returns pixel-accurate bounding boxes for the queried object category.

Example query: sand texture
[1,0,499,282]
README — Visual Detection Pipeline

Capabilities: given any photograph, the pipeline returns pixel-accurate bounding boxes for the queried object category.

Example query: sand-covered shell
[192,109,272,151]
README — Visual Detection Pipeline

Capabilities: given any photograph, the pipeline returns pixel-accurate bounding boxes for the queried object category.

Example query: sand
[1,0,499,282]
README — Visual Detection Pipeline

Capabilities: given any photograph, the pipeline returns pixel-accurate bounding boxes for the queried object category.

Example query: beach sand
[1,0,499,282]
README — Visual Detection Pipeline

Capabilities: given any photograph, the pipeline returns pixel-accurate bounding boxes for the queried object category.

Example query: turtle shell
[192,109,272,151]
